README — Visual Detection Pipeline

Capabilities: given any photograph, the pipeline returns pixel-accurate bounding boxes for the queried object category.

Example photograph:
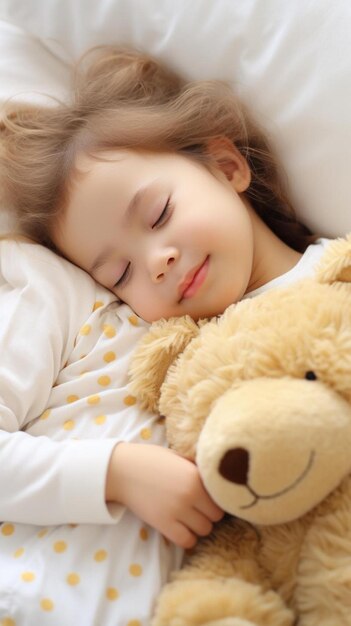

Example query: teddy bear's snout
[219,447,250,485]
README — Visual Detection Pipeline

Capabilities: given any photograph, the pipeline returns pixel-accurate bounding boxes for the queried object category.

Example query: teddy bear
[129,235,351,626]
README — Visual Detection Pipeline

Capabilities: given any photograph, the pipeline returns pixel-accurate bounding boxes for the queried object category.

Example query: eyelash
[113,198,172,288]
[114,262,131,288]
[152,198,172,229]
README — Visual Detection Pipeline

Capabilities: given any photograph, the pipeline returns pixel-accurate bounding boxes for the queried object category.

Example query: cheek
[177,212,217,247]
[190,190,238,234]
[123,280,161,323]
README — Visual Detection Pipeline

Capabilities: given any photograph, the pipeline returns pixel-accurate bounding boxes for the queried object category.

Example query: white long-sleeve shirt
[0,239,122,524]
[0,240,183,626]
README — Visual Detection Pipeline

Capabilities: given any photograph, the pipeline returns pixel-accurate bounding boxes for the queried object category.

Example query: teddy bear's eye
[305,370,317,381]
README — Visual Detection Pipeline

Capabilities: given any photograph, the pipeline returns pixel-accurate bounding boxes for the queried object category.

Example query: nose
[149,247,179,283]
[219,447,250,485]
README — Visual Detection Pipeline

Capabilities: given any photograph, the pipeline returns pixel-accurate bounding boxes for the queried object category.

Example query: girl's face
[54,147,256,321]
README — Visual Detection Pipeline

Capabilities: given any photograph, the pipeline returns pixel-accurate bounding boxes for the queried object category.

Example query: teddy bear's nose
[219,447,249,485]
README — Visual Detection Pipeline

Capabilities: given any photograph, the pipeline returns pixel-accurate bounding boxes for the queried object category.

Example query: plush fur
[130,235,351,626]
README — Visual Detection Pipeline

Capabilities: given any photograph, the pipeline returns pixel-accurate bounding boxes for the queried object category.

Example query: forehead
[65,148,214,220]
[71,149,147,199]
[62,150,149,236]
[66,149,182,215]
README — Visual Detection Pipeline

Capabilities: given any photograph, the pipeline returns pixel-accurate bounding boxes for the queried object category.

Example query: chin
[205,298,239,319]
[189,304,228,321]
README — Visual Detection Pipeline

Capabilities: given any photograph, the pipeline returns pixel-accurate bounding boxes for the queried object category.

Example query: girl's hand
[106,442,224,549]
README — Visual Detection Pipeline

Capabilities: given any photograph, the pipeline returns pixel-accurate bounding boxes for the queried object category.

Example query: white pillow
[0,20,69,104]
[1,0,351,238]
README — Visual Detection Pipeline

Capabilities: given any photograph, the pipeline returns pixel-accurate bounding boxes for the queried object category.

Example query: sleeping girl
[0,46,332,625]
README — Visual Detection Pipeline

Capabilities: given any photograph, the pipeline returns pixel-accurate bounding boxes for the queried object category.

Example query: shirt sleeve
[0,240,123,525]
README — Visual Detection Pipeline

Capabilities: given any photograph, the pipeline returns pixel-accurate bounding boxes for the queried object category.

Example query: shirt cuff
[60,438,125,524]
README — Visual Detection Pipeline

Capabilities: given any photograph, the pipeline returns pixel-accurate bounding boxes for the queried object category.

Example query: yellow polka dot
[0,617,16,626]
[66,572,80,586]
[128,315,139,326]
[14,547,25,558]
[94,415,106,425]
[127,621,142,626]
[53,541,67,553]
[79,324,91,336]
[124,395,136,406]
[140,428,152,440]
[40,598,54,612]
[21,571,35,582]
[94,549,107,562]
[139,527,149,541]
[38,529,48,538]
[98,375,111,387]
[103,324,116,338]
[40,409,51,420]
[103,351,116,363]
[1,523,14,536]
[129,563,142,577]
[106,587,119,601]
[87,394,100,405]
[67,395,79,404]
[63,419,75,431]
[93,301,104,311]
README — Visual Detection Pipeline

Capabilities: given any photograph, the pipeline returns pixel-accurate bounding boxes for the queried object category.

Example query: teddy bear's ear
[129,315,200,412]
[315,233,351,285]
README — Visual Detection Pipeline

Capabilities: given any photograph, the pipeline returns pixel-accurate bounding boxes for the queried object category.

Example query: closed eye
[114,262,131,288]
[114,198,171,288]
[152,198,172,229]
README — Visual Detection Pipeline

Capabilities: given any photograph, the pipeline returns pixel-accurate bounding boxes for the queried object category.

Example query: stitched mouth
[240,450,315,510]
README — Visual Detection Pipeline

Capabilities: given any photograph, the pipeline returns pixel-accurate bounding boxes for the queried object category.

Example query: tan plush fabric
[130,234,351,625]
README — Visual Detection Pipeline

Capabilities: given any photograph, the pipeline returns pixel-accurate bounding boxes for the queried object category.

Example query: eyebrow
[89,185,149,273]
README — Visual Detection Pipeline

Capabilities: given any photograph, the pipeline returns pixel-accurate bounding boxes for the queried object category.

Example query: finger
[196,496,224,523]
[180,509,214,538]
[166,521,197,550]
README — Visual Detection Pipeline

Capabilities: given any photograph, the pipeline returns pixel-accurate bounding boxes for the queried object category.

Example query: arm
[0,240,119,525]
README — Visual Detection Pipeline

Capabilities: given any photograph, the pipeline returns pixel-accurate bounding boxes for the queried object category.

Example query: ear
[128,315,200,412]
[316,234,351,284]
[205,136,251,192]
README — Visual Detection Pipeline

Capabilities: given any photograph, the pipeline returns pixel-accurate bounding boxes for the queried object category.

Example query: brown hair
[0,46,315,252]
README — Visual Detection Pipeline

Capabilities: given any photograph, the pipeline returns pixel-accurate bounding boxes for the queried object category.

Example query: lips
[178,256,209,301]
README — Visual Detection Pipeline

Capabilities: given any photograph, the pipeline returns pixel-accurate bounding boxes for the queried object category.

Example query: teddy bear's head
[130,236,351,526]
